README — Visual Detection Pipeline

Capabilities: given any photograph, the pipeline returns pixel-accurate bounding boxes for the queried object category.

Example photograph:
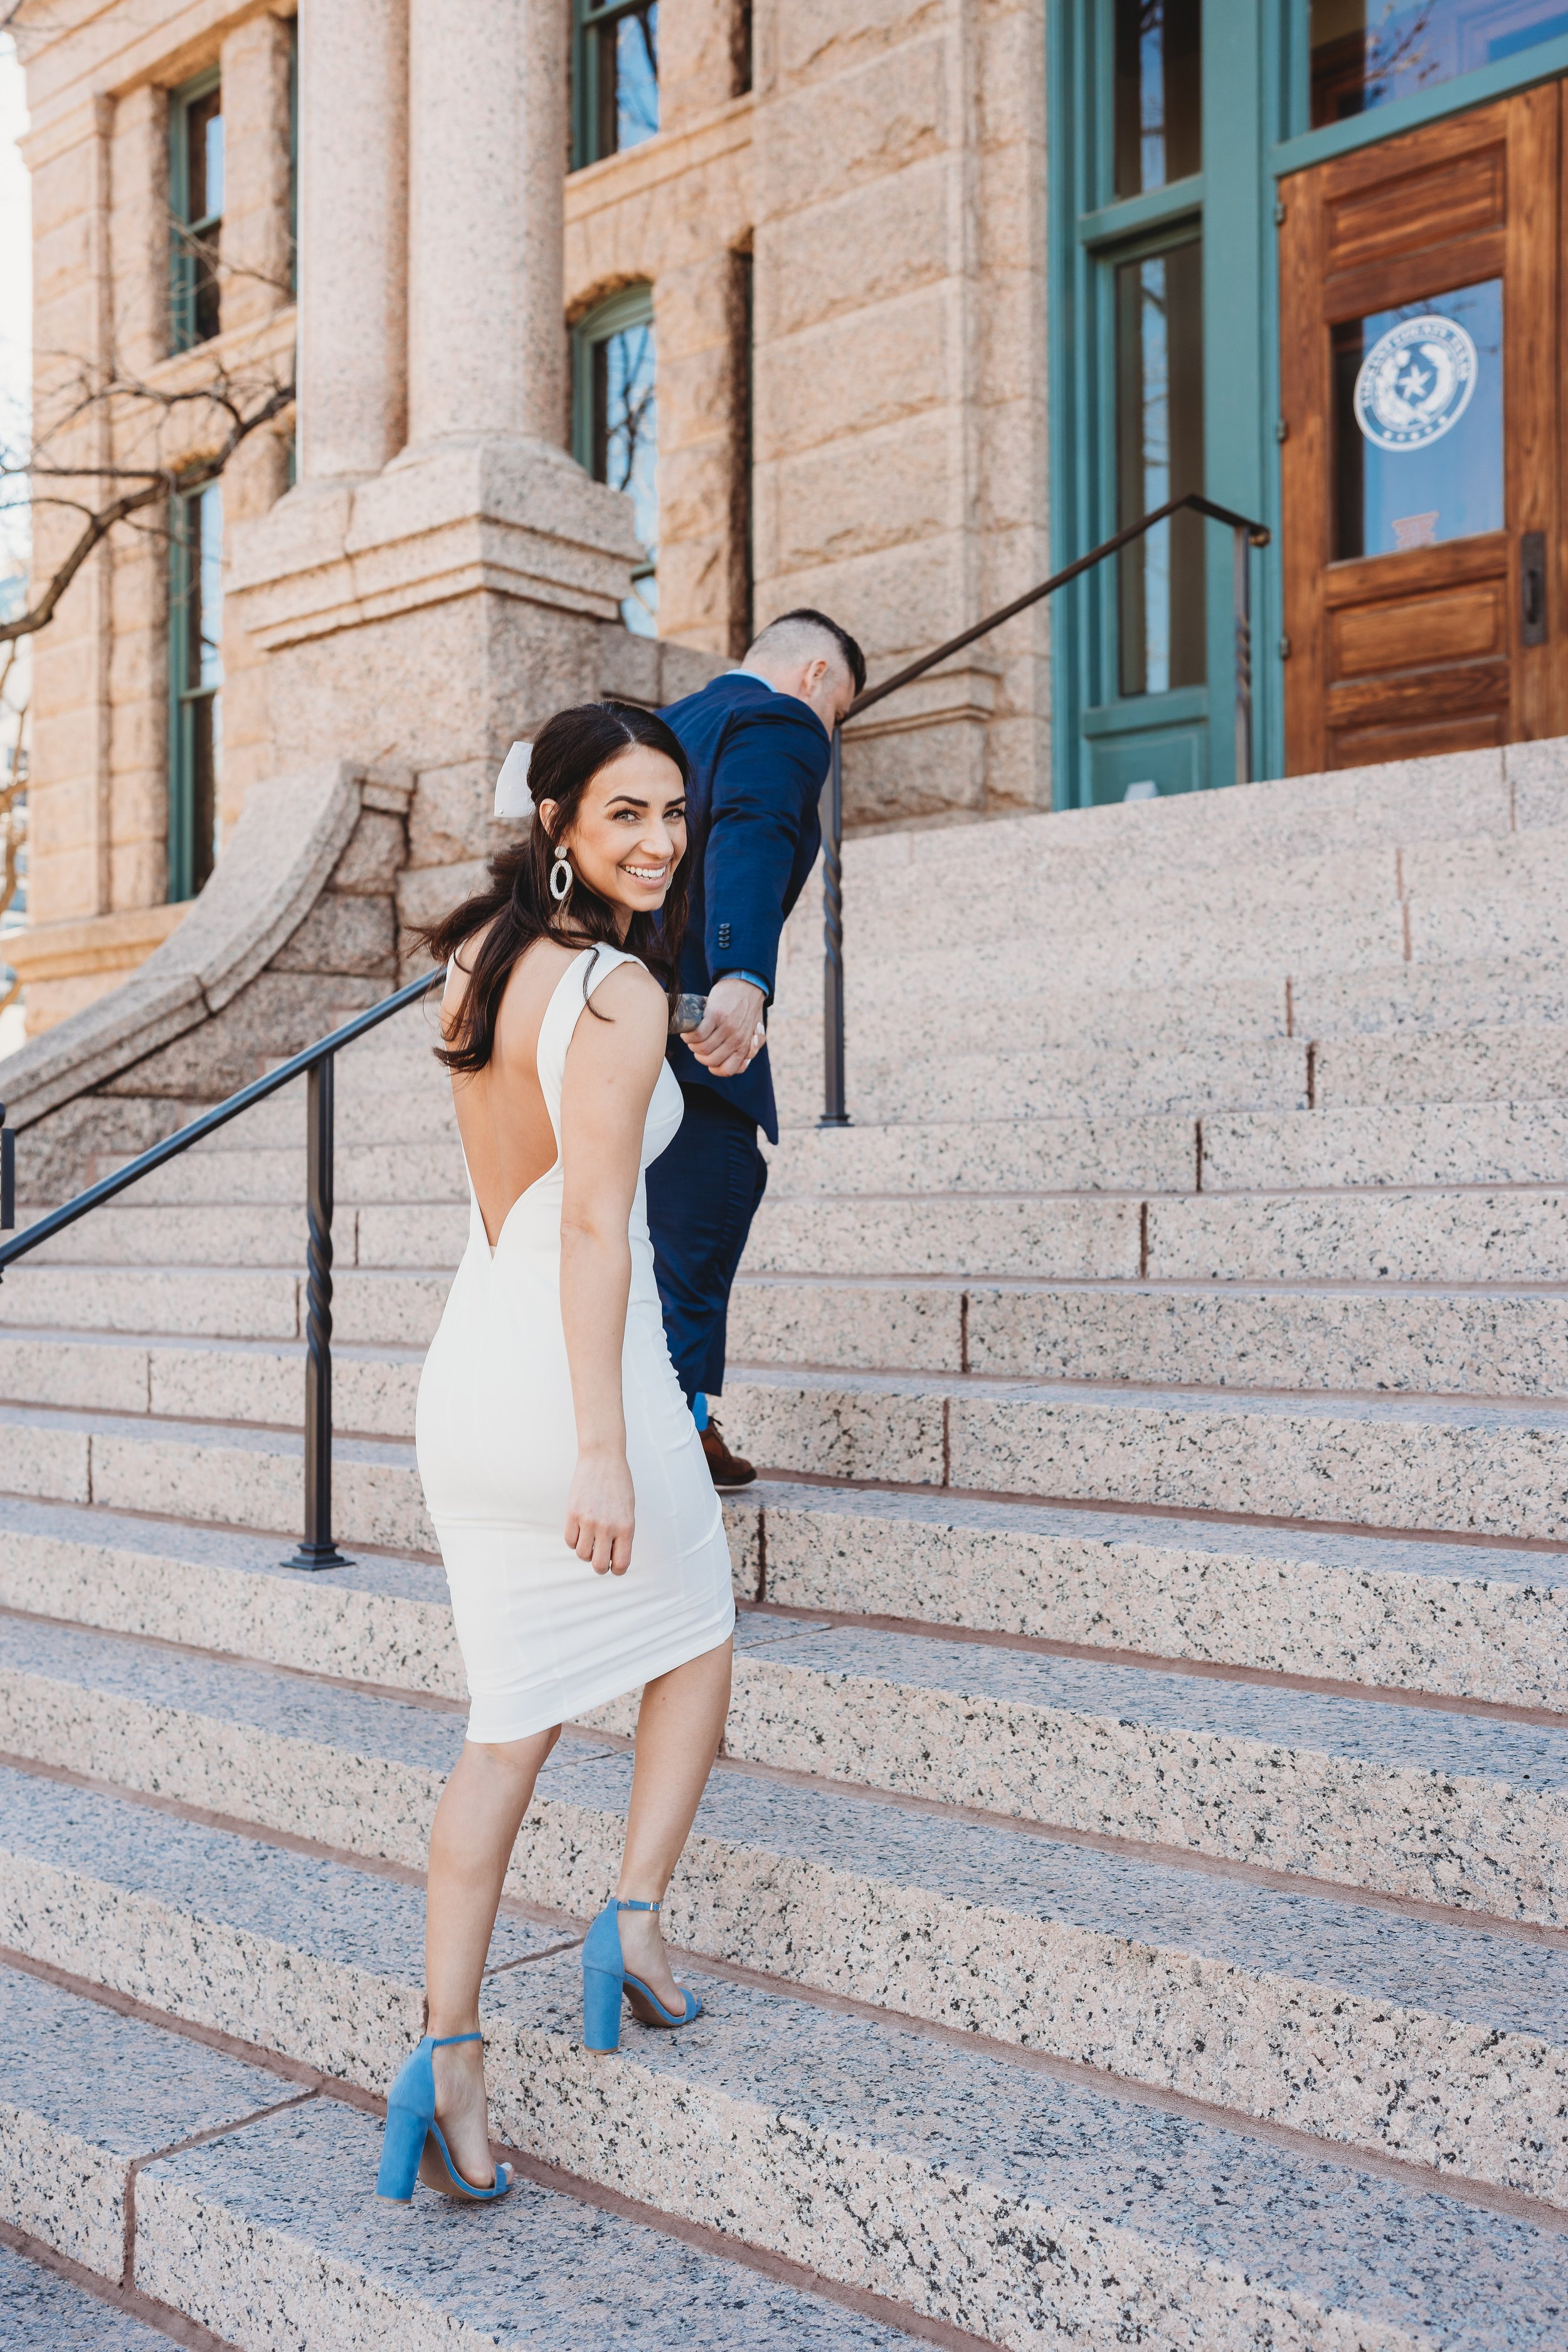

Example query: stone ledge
[2,762,363,1130]
[4,903,189,988]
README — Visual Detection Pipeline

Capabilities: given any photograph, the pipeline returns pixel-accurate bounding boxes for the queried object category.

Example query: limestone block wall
[13,0,299,1032]
[752,0,1051,824]
[568,0,1053,828]
[11,0,1056,1071]
[5,759,411,1204]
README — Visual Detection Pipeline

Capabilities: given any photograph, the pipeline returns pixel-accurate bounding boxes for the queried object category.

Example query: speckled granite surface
[13,1820,1565,2348]
[739,1481,1568,1706]
[722,1621,1568,1924]
[479,1949,1568,2351]
[137,2100,921,2349]
[723,1366,1568,1540]
[0,1493,463,1695]
[13,1709,1568,2203]
[0,2247,170,2347]
[0,1609,620,1873]
[0,1963,292,2275]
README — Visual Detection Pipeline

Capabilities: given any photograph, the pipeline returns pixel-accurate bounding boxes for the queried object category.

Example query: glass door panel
[1311,1,1568,127]
[1114,0,1201,194]
[1116,238,1205,696]
[1332,277,1504,556]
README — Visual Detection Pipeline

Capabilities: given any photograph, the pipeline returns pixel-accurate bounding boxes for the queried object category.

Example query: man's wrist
[714,968,771,1002]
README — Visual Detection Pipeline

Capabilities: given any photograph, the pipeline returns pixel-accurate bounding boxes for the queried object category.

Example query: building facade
[9,0,1568,1032]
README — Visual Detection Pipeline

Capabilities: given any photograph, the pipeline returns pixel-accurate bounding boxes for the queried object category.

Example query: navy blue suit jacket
[658,672,829,1143]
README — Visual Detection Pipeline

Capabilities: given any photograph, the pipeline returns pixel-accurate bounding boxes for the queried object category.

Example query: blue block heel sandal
[376,2031,512,2204]
[581,1897,704,2052]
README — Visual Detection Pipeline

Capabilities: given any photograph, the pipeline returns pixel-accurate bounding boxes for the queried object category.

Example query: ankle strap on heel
[614,1898,660,1914]
[430,2031,484,2048]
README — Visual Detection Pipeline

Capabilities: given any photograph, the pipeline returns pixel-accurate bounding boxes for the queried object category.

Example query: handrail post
[0,1103,13,1234]
[820,721,849,1126]
[1232,522,1254,788]
[284,1051,351,1570]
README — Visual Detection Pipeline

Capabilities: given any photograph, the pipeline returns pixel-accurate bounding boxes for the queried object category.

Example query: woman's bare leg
[614,1639,733,2006]
[424,1727,558,2186]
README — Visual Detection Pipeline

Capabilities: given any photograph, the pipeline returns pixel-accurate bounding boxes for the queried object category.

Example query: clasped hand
[687,975,766,1079]
[565,1446,635,1575]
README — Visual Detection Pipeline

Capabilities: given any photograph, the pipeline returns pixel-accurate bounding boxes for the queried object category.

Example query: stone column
[219,13,296,336]
[296,0,408,479]
[228,0,648,840]
[405,0,566,448]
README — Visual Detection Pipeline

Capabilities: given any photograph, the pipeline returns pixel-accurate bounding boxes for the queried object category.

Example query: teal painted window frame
[572,283,659,635]
[1048,3,1276,808]
[167,482,223,904]
[168,65,223,354]
[572,0,660,171]
[1047,3,1568,808]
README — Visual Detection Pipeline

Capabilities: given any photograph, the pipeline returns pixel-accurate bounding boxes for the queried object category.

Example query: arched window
[573,285,657,637]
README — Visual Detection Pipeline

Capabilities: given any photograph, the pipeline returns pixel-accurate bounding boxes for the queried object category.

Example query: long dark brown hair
[417,702,692,1077]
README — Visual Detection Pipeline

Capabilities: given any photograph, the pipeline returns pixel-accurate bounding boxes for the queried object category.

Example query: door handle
[1522,531,1547,646]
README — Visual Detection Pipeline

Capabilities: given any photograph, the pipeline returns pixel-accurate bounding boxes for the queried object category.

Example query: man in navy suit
[649,609,866,1487]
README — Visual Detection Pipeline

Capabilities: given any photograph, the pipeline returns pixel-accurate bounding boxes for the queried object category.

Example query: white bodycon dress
[415,945,736,1742]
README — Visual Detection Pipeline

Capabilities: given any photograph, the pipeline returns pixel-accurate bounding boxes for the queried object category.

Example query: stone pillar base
[229,437,644,780]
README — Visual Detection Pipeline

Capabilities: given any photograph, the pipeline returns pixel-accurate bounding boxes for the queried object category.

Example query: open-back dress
[415,945,736,1742]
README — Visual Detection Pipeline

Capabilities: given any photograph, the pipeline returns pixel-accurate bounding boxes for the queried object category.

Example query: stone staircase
[4,740,1568,2345]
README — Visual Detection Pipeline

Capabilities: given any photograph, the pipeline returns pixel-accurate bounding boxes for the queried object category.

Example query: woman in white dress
[376,703,740,2208]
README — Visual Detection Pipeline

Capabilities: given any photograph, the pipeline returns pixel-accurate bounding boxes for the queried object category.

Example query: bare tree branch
[0,375,294,647]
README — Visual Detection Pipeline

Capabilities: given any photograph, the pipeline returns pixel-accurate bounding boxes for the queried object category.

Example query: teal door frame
[1047,3,1568,809]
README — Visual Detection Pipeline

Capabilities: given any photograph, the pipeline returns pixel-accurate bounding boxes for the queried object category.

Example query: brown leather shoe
[700,1421,756,1488]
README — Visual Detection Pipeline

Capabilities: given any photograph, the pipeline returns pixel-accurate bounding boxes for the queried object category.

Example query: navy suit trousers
[647,1080,768,1406]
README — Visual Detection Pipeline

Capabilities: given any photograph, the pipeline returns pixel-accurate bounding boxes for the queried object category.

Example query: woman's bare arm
[557,962,670,1574]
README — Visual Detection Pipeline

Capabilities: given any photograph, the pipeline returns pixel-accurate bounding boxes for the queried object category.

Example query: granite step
[14,1925,1565,2351]
[0,2245,172,2349]
[17,1201,327,1270]
[1316,1025,1568,1109]
[745,1182,1568,1283]
[13,1177,1568,1291]
[1200,1101,1568,1189]
[768,1097,1568,1195]
[729,1272,1568,1397]
[840,831,1568,974]
[1146,1187,1568,1283]
[0,1328,425,1434]
[204,1085,459,1152]
[9,1757,1568,2232]
[6,1599,1568,1931]
[774,1037,1311,1125]
[11,1350,1568,1547]
[766,1113,1200,1195]
[8,1197,467,1278]
[0,1402,438,1549]
[0,1262,448,1346]
[821,948,1568,1047]
[98,1136,468,1209]
[0,1964,916,2349]
[734,1481,1568,1709]
[4,1478,1564,1715]
[780,1018,1568,1129]
[720,1366,1568,1541]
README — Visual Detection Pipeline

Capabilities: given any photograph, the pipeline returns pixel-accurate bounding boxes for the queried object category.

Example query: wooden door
[1279,88,1565,773]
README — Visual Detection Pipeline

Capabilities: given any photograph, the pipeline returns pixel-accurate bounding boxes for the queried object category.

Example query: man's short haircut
[748,607,867,699]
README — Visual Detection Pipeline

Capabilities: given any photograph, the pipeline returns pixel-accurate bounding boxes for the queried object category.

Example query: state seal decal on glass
[1353,314,1479,453]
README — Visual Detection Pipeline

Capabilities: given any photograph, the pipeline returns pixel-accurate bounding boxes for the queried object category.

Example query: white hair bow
[494,741,534,822]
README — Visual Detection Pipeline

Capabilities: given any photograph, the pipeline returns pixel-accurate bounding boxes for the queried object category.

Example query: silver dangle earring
[549,847,573,904]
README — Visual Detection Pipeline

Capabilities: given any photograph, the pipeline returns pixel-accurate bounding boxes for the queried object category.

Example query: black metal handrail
[818,490,1271,1125]
[0,967,437,1571]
